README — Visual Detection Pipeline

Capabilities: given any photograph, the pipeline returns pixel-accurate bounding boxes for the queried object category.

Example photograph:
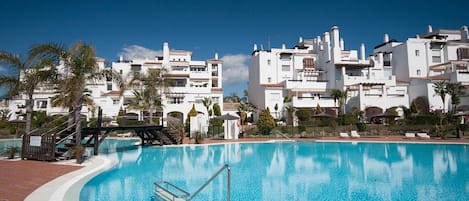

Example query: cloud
[221,54,250,85]
[118,45,162,60]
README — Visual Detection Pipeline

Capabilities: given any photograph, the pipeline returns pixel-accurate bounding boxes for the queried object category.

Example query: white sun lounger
[350,130,360,138]
[417,132,430,139]
[339,132,349,138]
[405,133,416,138]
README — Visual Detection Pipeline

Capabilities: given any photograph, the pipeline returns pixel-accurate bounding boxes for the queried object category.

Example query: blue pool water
[80,142,469,201]
[0,138,139,157]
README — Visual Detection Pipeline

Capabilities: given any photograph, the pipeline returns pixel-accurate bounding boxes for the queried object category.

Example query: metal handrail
[154,181,190,199]
[25,113,69,136]
[279,132,294,141]
[188,164,230,201]
[55,130,77,145]
[40,120,70,137]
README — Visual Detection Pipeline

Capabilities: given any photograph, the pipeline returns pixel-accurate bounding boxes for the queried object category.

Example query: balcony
[189,71,211,79]
[342,75,395,86]
[285,80,327,92]
[291,96,335,108]
[453,71,469,83]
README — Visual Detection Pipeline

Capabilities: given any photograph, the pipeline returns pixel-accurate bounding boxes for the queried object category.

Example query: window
[457,48,469,60]
[303,58,315,68]
[268,77,271,83]
[119,69,123,75]
[169,97,183,104]
[107,83,112,90]
[282,65,290,71]
[212,97,219,103]
[415,50,420,56]
[280,53,291,60]
[37,100,47,109]
[417,69,421,76]
[113,99,119,105]
[432,49,441,63]
[267,59,271,65]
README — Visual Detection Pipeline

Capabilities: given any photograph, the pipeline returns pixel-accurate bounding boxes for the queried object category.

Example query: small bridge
[21,108,183,161]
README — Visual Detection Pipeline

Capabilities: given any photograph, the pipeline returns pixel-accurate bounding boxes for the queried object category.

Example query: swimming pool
[80,141,469,201]
[0,138,139,158]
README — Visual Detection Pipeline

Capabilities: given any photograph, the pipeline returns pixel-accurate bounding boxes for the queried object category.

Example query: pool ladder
[154,164,231,201]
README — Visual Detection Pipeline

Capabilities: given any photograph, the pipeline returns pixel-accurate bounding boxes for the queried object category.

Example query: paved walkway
[0,160,82,201]
[1,135,469,201]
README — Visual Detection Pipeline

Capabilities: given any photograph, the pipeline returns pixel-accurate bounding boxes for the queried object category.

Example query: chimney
[299,36,303,43]
[119,55,123,62]
[253,44,258,51]
[428,25,433,33]
[384,34,389,43]
[215,52,219,60]
[340,38,344,50]
[331,26,340,48]
[163,42,169,65]
[323,32,330,43]
[461,26,468,43]
[360,43,366,61]
[282,44,286,50]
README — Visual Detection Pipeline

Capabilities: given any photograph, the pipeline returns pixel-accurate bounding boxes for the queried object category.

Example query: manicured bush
[356,122,367,132]
[257,108,276,135]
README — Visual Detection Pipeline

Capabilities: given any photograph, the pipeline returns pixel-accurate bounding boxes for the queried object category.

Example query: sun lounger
[350,130,360,138]
[405,133,415,138]
[339,132,349,138]
[416,132,430,139]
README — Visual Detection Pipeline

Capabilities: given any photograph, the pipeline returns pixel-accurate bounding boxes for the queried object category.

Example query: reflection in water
[81,142,469,201]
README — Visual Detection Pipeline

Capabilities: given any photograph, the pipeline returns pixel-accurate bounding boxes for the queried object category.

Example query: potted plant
[4,146,20,159]
[71,145,86,164]
[193,131,204,144]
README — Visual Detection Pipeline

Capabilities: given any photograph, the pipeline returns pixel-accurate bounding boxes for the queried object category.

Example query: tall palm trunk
[74,98,83,145]
[25,95,33,133]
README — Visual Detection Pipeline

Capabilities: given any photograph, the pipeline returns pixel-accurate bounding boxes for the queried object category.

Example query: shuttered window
[457,48,469,60]
[303,58,315,68]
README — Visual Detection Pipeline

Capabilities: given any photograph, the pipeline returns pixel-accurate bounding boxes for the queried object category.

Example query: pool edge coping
[25,156,116,201]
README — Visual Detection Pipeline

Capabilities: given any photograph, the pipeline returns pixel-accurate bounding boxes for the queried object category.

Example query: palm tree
[237,102,256,134]
[128,68,169,124]
[433,81,447,112]
[330,89,347,115]
[224,92,240,103]
[202,97,212,117]
[0,50,57,132]
[446,82,465,112]
[127,89,150,121]
[30,41,122,144]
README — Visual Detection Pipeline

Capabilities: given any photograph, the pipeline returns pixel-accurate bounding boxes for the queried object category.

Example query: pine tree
[257,108,276,135]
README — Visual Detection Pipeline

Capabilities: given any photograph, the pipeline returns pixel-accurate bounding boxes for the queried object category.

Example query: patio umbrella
[214,113,240,139]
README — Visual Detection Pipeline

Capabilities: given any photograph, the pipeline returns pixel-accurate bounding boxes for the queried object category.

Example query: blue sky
[1,0,468,97]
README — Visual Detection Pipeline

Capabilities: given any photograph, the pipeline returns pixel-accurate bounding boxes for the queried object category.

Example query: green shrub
[257,109,276,135]
[297,125,306,133]
[4,146,20,159]
[356,122,367,132]
[342,114,357,125]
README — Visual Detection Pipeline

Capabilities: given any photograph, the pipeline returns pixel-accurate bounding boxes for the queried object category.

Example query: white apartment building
[375,25,469,112]
[3,42,223,125]
[113,42,223,124]
[249,26,409,123]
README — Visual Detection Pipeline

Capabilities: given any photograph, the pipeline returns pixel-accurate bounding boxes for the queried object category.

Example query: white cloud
[221,54,249,85]
[118,45,162,60]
